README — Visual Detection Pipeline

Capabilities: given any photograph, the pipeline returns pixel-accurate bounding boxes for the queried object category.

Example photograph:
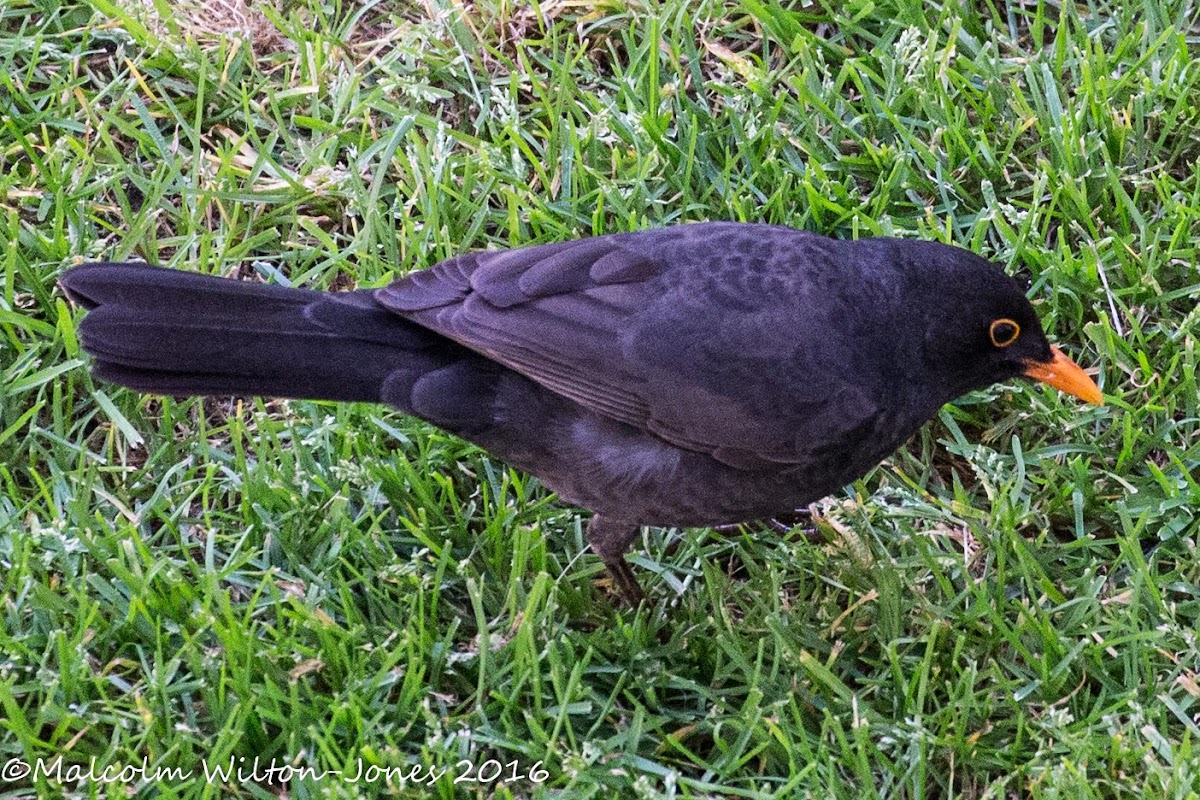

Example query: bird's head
[910,243,1104,407]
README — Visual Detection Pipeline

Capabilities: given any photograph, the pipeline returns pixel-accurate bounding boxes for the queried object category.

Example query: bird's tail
[59,263,442,403]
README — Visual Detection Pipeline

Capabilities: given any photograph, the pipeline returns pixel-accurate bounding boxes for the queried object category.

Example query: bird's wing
[375,226,884,466]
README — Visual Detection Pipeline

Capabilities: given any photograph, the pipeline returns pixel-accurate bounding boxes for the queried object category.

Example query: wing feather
[375,225,882,465]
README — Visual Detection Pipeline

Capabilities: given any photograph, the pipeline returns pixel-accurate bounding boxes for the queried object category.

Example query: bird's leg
[586,515,644,606]
[768,508,813,530]
[768,507,826,541]
[713,508,823,541]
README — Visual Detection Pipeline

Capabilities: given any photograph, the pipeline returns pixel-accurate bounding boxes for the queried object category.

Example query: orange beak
[1023,347,1104,405]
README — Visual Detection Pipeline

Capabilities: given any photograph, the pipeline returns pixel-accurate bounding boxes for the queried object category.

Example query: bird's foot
[602,557,645,607]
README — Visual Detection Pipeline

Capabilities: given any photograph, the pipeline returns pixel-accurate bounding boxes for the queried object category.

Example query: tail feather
[60,263,442,402]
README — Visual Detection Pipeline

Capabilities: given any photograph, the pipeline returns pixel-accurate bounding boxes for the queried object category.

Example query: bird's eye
[989,318,1020,348]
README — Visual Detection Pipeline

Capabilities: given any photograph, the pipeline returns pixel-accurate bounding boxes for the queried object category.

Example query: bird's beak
[1023,347,1104,405]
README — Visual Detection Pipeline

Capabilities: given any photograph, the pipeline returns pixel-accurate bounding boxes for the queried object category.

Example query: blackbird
[60,223,1104,603]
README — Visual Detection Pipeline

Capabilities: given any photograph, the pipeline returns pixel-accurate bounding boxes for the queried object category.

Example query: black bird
[60,223,1104,603]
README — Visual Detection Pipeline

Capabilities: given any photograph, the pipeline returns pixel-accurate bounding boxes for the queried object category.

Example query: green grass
[2,0,1199,797]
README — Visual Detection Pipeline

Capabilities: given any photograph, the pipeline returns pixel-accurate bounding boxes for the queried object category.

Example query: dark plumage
[60,223,1103,603]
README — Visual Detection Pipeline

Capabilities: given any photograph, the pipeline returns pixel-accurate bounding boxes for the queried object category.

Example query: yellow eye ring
[990,318,1020,348]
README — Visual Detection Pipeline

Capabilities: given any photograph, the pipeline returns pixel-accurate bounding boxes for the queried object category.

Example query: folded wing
[375,225,884,468]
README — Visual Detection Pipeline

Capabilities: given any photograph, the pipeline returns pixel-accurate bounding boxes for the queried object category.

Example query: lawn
[1,0,1198,797]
